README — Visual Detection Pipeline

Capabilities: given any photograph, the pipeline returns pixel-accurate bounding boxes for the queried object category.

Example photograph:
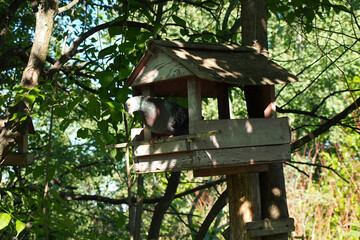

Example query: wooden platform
[132,118,291,174]
[1,153,34,166]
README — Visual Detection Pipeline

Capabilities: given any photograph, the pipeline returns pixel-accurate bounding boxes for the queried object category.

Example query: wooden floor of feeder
[130,118,291,174]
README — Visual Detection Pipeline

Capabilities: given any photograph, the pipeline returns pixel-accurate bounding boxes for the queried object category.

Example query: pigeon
[124,96,189,137]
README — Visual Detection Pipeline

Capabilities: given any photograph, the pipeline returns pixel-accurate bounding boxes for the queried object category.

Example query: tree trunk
[0,0,58,163]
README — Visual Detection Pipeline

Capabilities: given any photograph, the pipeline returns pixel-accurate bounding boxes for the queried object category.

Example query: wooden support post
[187,78,202,134]
[227,174,261,239]
[217,83,261,240]
[241,0,291,240]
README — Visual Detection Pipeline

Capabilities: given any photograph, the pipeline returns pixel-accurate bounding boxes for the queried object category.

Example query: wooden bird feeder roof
[125,40,298,97]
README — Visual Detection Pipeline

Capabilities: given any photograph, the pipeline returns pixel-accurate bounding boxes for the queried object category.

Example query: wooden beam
[1,153,34,166]
[187,78,202,134]
[142,85,154,140]
[246,218,295,237]
[217,83,230,120]
[190,118,291,150]
[227,173,261,240]
[193,164,269,177]
[107,130,220,149]
[133,145,288,174]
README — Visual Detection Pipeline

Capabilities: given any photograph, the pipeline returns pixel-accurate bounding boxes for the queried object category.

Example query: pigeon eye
[127,103,131,107]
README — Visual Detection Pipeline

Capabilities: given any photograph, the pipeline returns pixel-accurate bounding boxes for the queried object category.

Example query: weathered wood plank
[106,128,220,151]
[193,164,269,177]
[193,145,290,166]
[134,144,289,173]
[134,152,194,173]
[134,140,188,156]
[227,173,262,240]
[107,130,220,150]
[190,118,290,150]
[126,117,290,156]
[188,78,202,134]
[133,50,194,86]
[245,218,295,237]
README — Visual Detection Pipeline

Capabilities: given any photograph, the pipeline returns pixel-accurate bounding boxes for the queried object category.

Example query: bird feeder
[0,117,35,166]
[125,40,298,175]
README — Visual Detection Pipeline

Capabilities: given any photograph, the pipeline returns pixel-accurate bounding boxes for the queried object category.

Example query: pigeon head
[124,96,143,115]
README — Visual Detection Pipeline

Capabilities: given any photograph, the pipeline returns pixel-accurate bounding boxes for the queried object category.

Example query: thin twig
[169,205,197,233]
[287,160,349,183]
[42,82,56,240]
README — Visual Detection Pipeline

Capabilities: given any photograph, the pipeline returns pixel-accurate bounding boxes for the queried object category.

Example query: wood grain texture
[132,118,290,157]
[190,118,290,150]
[1,153,34,166]
[134,140,188,156]
[133,144,289,173]
[187,78,202,134]
[227,173,261,240]
[133,50,194,86]
[245,218,295,237]
[193,164,269,177]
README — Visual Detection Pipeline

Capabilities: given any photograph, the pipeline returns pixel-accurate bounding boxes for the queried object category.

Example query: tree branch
[57,178,226,205]
[169,205,197,233]
[287,160,349,183]
[291,96,360,151]
[195,189,228,240]
[280,40,357,108]
[46,21,153,77]
[58,0,81,14]
[147,172,180,240]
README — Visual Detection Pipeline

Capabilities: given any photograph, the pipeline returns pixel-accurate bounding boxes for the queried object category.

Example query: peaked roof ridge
[148,39,256,53]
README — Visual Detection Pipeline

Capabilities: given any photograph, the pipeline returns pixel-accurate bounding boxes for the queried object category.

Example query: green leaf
[118,42,135,55]
[333,5,349,14]
[116,213,126,228]
[353,76,360,83]
[96,71,114,88]
[92,131,105,150]
[98,120,108,132]
[126,26,141,41]
[115,88,131,102]
[172,15,186,27]
[48,166,56,180]
[108,26,123,37]
[20,94,36,105]
[77,128,89,139]
[0,213,11,230]
[68,97,82,111]
[15,220,26,236]
[86,98,101,119]
[33,165,45,179]
[109,149,117,158]
[98,45,117,59]
[59,119,71,131]
[118,67,132,80]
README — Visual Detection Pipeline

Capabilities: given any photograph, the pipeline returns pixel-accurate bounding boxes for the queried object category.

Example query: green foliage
[0,213,11,230]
